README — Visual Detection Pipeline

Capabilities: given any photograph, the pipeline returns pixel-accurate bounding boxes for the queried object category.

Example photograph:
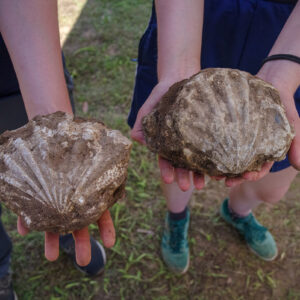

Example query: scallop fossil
[0,112,132,233]
[142,68,294,177]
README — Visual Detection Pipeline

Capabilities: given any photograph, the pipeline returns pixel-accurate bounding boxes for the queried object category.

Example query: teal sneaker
[161,210,190,274]
[220,198,278,261]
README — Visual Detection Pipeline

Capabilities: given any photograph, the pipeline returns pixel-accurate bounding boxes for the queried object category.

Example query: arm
[132,0,203,138]
[156,0,203,83]
[235,1,300,184]
[0,0,115,266]
[0,0,72,118]
[131,0,205,190]
[259,0,300,95]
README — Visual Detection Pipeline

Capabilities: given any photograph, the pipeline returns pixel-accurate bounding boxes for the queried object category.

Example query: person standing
[0,1,115,298]
[130,0,300,273]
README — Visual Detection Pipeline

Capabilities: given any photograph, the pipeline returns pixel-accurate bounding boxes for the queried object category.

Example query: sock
[228,203,250,219]
[169,207,187,221]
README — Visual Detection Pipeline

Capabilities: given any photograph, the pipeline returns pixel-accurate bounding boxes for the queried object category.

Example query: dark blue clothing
[0,206,12,278]
[0,34,28,132]
[0,35,75,133]
[0,33,74,277]
[128,0,300,173]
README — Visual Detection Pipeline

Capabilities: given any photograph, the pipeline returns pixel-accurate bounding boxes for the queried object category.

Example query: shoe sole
[247,244,278,261]
[96,240,107,265]
[220,207,278,261]
[162,250,190,275]
[180,254,190,274]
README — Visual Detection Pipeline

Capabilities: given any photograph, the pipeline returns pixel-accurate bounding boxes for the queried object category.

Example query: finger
[158,156,174,184]
[211,175,225,181]
[130,129,144,144]
[73,227,91,266]
[242,162,273,181]
[97,210,115,248]
[17,216,29,236]
[44,232,59,262]
[131,111,146,145]
[193,173,205,190]
[242,171,259,181]
[175,168,190,191]
[131,83,174,144]
[225,177,245,187]
[288,135,300,171]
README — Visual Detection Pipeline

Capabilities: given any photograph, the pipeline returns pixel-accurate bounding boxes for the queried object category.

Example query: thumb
[130,111,146,145]
[131,82,173,144]
[288,133,300,171]
[17,216,29,236]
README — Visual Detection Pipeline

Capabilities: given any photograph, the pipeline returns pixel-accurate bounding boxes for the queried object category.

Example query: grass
[2,0,300,299]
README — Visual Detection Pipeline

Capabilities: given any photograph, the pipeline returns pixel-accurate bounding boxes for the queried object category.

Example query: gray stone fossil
[142,68,294,177]
[0,112,132,233]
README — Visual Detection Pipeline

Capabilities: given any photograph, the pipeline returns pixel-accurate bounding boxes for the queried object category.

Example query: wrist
[158,67,200,86]
[258,59,300,96]
[158,56,201,84]
[26,98,73,120]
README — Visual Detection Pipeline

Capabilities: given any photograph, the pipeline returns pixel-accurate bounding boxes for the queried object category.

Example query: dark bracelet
[261,54,300,68]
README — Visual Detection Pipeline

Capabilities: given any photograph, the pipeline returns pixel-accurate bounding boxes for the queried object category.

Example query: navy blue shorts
[128,0,300,173]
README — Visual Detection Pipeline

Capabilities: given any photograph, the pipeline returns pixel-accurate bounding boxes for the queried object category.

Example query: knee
[254,186,289,204]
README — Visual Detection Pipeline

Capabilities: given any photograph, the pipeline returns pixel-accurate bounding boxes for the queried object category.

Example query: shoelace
[239,215,267,243]
[169,221,185,253]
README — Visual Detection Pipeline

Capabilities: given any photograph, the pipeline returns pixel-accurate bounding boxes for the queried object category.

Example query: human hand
[131,79,272,190]
[158,156,205,191]
[273,90,300,171]
[17,209,115,266]
[227,62,300,187]
[131,81,173,145]
[257,61,300,172]
[224,162,274,187]
[131,80,205,192]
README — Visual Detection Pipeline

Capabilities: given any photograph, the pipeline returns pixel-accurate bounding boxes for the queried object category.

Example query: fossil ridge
[0,112,132,233]
[142,68,294,176]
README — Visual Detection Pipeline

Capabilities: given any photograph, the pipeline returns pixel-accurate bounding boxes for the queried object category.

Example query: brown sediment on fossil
[142,68,294,177]
[0,111,132,233]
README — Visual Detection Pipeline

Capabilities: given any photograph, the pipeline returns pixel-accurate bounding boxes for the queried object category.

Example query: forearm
[155,0,204,83]
[258,1,300,95]
[0,0,73,120]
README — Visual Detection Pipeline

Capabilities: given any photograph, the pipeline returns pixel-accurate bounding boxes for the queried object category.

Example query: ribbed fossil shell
[142,68,294,176]
[0,112,132,233]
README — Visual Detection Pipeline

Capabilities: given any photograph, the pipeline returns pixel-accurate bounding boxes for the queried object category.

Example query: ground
[2,0,300,299]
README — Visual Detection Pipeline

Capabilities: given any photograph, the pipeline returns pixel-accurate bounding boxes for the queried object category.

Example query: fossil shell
[0,112,132,233]
[142,68,294,176]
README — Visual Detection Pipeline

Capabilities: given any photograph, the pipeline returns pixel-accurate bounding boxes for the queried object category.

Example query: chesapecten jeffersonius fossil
[142,68,294,177]
[0,112,132,233]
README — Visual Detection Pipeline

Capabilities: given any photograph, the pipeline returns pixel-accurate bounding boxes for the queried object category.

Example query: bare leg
[162,172,194,213]
[229,166,298,216]
[160,173,194,274]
